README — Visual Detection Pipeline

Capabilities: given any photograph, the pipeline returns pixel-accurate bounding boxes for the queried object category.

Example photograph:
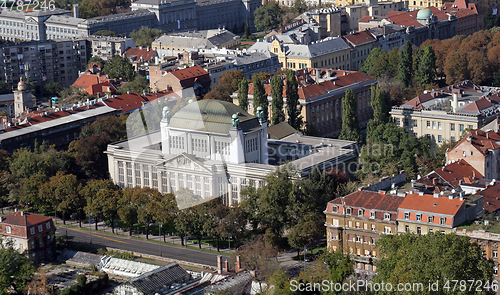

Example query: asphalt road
[56,227,222,267]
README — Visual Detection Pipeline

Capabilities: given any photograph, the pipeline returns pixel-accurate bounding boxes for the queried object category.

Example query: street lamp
[159,224,162,257]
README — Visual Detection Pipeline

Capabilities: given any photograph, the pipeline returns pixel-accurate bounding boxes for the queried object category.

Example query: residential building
[72,69,116,91]
[446,129,500,181]
[105,99,359,205]
[231,51,280,80]
[479,182,500,214]
[249,37,351,71]
[442,0,483,36]
[87,35,135,61]
[324,190,405,272]
[295,7,344,38]
[149,65,211,97]
[264,20,321,45]
[0,38,89,92]
[342,30,377,70]
[232,68,376,138]
[206,62,235,87]
[367,23,406,51]
[0,211,55,262]
[397,192,467,234]
[124,47,158,64]
[390,80,500,145]
[152,29,240,58]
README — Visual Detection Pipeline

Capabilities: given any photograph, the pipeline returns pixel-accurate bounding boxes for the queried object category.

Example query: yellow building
[254,38,351,71]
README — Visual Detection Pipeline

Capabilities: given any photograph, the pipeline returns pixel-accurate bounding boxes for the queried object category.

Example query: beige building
[390,81,500,145]
[296,7,344,38]
[250,38,351,71]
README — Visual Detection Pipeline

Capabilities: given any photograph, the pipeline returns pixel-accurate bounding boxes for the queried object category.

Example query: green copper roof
[417,8,432,20]
[169,99,262,133]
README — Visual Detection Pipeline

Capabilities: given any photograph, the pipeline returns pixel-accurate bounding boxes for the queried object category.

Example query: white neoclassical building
[106,99,358,206]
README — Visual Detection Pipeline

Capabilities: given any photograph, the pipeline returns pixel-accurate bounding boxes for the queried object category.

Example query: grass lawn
[293,246,327,261]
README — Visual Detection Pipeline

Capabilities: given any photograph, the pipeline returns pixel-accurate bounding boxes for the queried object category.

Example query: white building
[106,99,358,206]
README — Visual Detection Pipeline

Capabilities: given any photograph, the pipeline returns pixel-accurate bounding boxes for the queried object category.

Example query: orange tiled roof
[84,81,118,96]
[1,212,54,239]
[343,30,377,46]
[124,47,157,62]
[169,65,211,88]
[433,159,484,187]
[479,183,500,212]
[101,92,148,113]
[72,72,111,89]
[398,193,465,216]
[450,129,500,155]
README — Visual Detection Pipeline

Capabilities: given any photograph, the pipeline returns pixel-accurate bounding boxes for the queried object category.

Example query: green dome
[417,8,432,20]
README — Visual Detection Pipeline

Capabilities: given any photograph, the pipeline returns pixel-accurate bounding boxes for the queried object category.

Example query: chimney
[449,195,453,200]
[0,216,3,222]
[73,3,79,18]
[452,92,458,112]
[225,260,229,272]
[217,256,222,274]
[235,255,241,273]
[432,178,437,185]
[20,211,24,216]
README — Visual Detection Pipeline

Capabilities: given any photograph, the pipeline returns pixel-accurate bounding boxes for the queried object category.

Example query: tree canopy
[375,232,495,295]
[271,74,285,125]
[102,55,134,81]
[129,27,164,48]
[252,75,268,121]
[237,78,249,111]
[254,2,284,32]
[285,70,302,130]
[205,70,246,102]
[338,89,360,142]
[0,238,34,294]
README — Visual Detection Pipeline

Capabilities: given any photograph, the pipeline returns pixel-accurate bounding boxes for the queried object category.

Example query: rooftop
[87,9,154,24]
[449,129,500,155]
[431,159,484,188]
[398,193,465,216]
[479,182,500,213]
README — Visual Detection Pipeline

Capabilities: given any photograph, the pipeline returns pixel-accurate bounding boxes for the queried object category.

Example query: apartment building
[390,81,500,145]
[233,68,376,138]
[442,0,483,36]
[446,129,500,181]
[87,36,135,61]
[0,38,88,92]
[342,30,377,71]
[0,211,55,262]
[397,192,468,234]
[295,7,344,38]
[324,190,405,272]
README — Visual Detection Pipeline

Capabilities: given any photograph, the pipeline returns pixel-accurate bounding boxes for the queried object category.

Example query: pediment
[162,153,212,174]
[26,17,38,24]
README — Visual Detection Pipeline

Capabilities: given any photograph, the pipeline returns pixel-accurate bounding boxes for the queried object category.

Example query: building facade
[0,211,55,262]
[342,30,377,71]
[324,190,405,272]
[106,99,359,205]
[87,36,135,61]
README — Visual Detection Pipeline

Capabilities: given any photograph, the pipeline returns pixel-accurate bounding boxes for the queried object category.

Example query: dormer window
[6,226,11,233]
[404,212,410,220]
[332,206,338,213]
[370,211,375,218]
[46,222,50,229]
[38,224,43,232]
[416,214,422,222]
[30,227,35,235]
[358,209,363,217]
[346,208,351,215]
[384,213,390,220]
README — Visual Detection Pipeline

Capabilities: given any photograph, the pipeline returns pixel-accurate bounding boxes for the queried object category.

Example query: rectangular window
[450,123,455,131]
[356,222,360,228]
[412,120,417,127]
[38,224,43,232]
[432,121,436,129]
[404,212,410,220]
[358,209,363,217]
[438,135,443,143]
[30,227,35,235]
[46,222,50,229]
[469,125,473,129]
[6,226,11,233]
[371,224,376,231]
[346,208,351,215]
[384,226,391,234]
[417,227,421,234]
[438,122,442,130]
[428,216,434,223]
[384,213,390,220]
[405,225,409,232]
[370,211,375,218]
[440,217,446,225]
[416,214,421,221]
[494,251,498,258]
[460,124,464,132]
[348,220,352,227]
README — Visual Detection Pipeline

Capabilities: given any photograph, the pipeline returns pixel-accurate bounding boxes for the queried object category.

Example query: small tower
[14,77,33,118]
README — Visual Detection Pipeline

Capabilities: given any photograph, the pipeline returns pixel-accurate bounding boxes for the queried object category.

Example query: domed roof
[417,8,432,20]
[168,99,262,133]
[17,77,27,91]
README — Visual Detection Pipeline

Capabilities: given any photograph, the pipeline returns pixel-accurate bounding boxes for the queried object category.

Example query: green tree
[87,56,105,69]
[42,82,62,98]
[129,26,164,48]
[81,179,119,229]
[285,70,302,130]
[237,236,279,289]
[252,75,268,121]
[338,89,360,142]
[322,250,354,287]
[102,55,134,81]
[398,40,413,88]
[374,232,495,295]
[254,2,284,32]
[39,172,82,224]
[271,74,285,125]
[237,78,249,111]
[118,187,139,236]
[0,238,34,294]
[416,43,436,86]
[120,75,150,95]
[0,81,12,94]
[205,70,245,102]
[291,0,307,13]
[93,30,119,37]
[367,84,390,135]
[149,192,178,241]
[287,212,323,256]
[79,0,100,18]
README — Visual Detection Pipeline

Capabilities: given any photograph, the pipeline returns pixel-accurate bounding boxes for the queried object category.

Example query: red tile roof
[449,129,500,155]
[1,212,54,239]
[386,11,424,28]
[327,191,404,221]
[458,97,494,113]
[72,72,111,89]
[343,30,376,47]
[433,159,484,187]
[84,81,118,96]
[124,47,157,62]
[479,182,500,212]
[142,90,180,103]
[359,16,373,22]
[169,65,211,89]
[102,92,147,113]
[398,193,465,216]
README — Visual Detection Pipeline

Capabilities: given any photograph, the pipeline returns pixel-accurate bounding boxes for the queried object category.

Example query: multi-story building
[342,30,377,71]
[232,68,376,137]
[446,129,500,181]
[295,7,344,38]
[442,0,483,36]
[324,190,405,272]
[231,51,280,80]
[86,9,158,36]
[0,211,55,262]
[150,65,212,97]
[0,38,89,92]
[397,193,468,234]
[131,0,197,32]
[106,99,359,205]
[250,38,351,71]
[367,23,406,51]
[390,80,500,145]
[196,0,259,31]
[87,36,135,61]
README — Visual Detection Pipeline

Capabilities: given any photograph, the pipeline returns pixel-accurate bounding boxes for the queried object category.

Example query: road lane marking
[64,228,130,244]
